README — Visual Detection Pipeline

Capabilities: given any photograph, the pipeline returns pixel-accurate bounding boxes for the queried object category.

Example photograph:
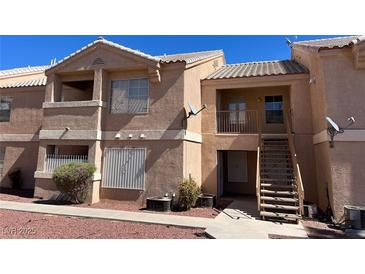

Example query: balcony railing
[216,110,258,133]
[45,154,88,172]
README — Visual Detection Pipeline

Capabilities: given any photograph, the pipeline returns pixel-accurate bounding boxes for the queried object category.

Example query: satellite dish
[185,102,207,119]
[326,116,355,148]
[326,117,340,132]
[188,102,198,115]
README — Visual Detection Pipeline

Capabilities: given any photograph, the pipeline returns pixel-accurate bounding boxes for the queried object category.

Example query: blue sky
[0,35,345,70]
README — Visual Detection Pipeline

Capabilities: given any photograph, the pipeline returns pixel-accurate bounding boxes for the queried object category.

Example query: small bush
[53,162,96,204]
[8,168,23,189]
[178,178,201,211]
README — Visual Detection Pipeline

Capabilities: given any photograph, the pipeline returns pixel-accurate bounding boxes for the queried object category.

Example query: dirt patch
[75,199,220,219]
[0,189,233,219]
[302,220,348,239]
[0,209,208,239]
[0,188,36,203]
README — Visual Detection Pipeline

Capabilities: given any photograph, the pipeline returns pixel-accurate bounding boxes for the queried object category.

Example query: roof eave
[45,40,161,75]
[185,52,225,69]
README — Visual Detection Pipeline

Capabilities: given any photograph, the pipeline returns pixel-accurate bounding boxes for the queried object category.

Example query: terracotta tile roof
[159,50,223,64]
[0,77,47,89]
[293,35,363,51]
[0,65,49,78]
[206,60,308,80]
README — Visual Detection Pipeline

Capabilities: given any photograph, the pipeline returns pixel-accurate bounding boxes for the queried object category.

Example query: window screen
[265,96,283,124]
[0,97,12,122]
[110,79,149,114]
[102,148,146,190]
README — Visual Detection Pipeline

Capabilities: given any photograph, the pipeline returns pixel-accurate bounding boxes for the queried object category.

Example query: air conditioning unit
[303,204,318,218]
[344,205,365,230]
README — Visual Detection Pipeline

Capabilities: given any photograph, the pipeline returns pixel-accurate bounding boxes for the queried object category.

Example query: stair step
[261,196,298,203]
[260,211,301,220]
[261,178,295,183]
[261,189,297,196]
[262,146,289,149]
[262,148,290,150]
[262,141,289,146]
[263,139,288,142]
[262,150,290,154]
[260,167,294,171]
[261,153,291,160]
[261,172,294,176]
[260,203,299,211]
[261,183,295,189]
[261,167,293,170]
[261,158,291,161]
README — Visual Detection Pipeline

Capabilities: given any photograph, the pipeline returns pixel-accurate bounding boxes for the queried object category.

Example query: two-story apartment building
[1,36,364,222]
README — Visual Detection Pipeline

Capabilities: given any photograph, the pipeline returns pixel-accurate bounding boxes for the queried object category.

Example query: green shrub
[8,168,23,189]
[178,178,201,211]
[52,162,96,204]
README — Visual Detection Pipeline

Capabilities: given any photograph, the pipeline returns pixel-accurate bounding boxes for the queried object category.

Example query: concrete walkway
[0,200,214,229]
[205,198,308,239]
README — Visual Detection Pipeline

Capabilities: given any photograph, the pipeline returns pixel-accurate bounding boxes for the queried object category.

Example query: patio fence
[216,110,258,133]
[45,154,88,172]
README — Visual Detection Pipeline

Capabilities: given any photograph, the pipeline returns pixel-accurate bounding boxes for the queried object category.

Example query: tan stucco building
[0,36,364,221]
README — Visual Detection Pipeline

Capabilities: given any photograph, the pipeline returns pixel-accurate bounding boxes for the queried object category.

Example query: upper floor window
[265,95,283,124]
[228,99,246,123]
[0,97,12,122]
[110,79,149,114]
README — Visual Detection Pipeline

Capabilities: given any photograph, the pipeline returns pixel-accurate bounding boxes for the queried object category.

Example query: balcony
[45,154,88,173]
[216,110,258,134]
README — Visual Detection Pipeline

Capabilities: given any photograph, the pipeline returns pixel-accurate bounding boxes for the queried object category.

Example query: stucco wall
[294,45,365,219]
[183,141,202,185]
[200,74,317,203]
[101,64,186,131]
[100,140,184,203]
[42,106,100,130]
[0,87,44,190]
[218,86,290,134]
[183,56,225,133]
[328,142,365,218]
[0,88,44,134]
[0,142,39,189]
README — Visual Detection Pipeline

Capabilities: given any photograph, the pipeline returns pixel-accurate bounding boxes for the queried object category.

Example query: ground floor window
[102,147,146,190]
[265,95,283,124]
[0,146,5,177]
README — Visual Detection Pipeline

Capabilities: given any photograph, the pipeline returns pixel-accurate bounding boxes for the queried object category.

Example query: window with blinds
[265,95,283,124]
[110,79,149,114]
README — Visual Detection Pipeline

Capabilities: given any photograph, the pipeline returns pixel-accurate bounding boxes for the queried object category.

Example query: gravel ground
[75,199,221,219]
[0,189,229,219]
[302,220,349,239]
[0,189,36,203]
[0,209,208,239]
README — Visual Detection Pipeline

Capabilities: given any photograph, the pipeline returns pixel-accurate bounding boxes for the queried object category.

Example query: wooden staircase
[258,138,302,222]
